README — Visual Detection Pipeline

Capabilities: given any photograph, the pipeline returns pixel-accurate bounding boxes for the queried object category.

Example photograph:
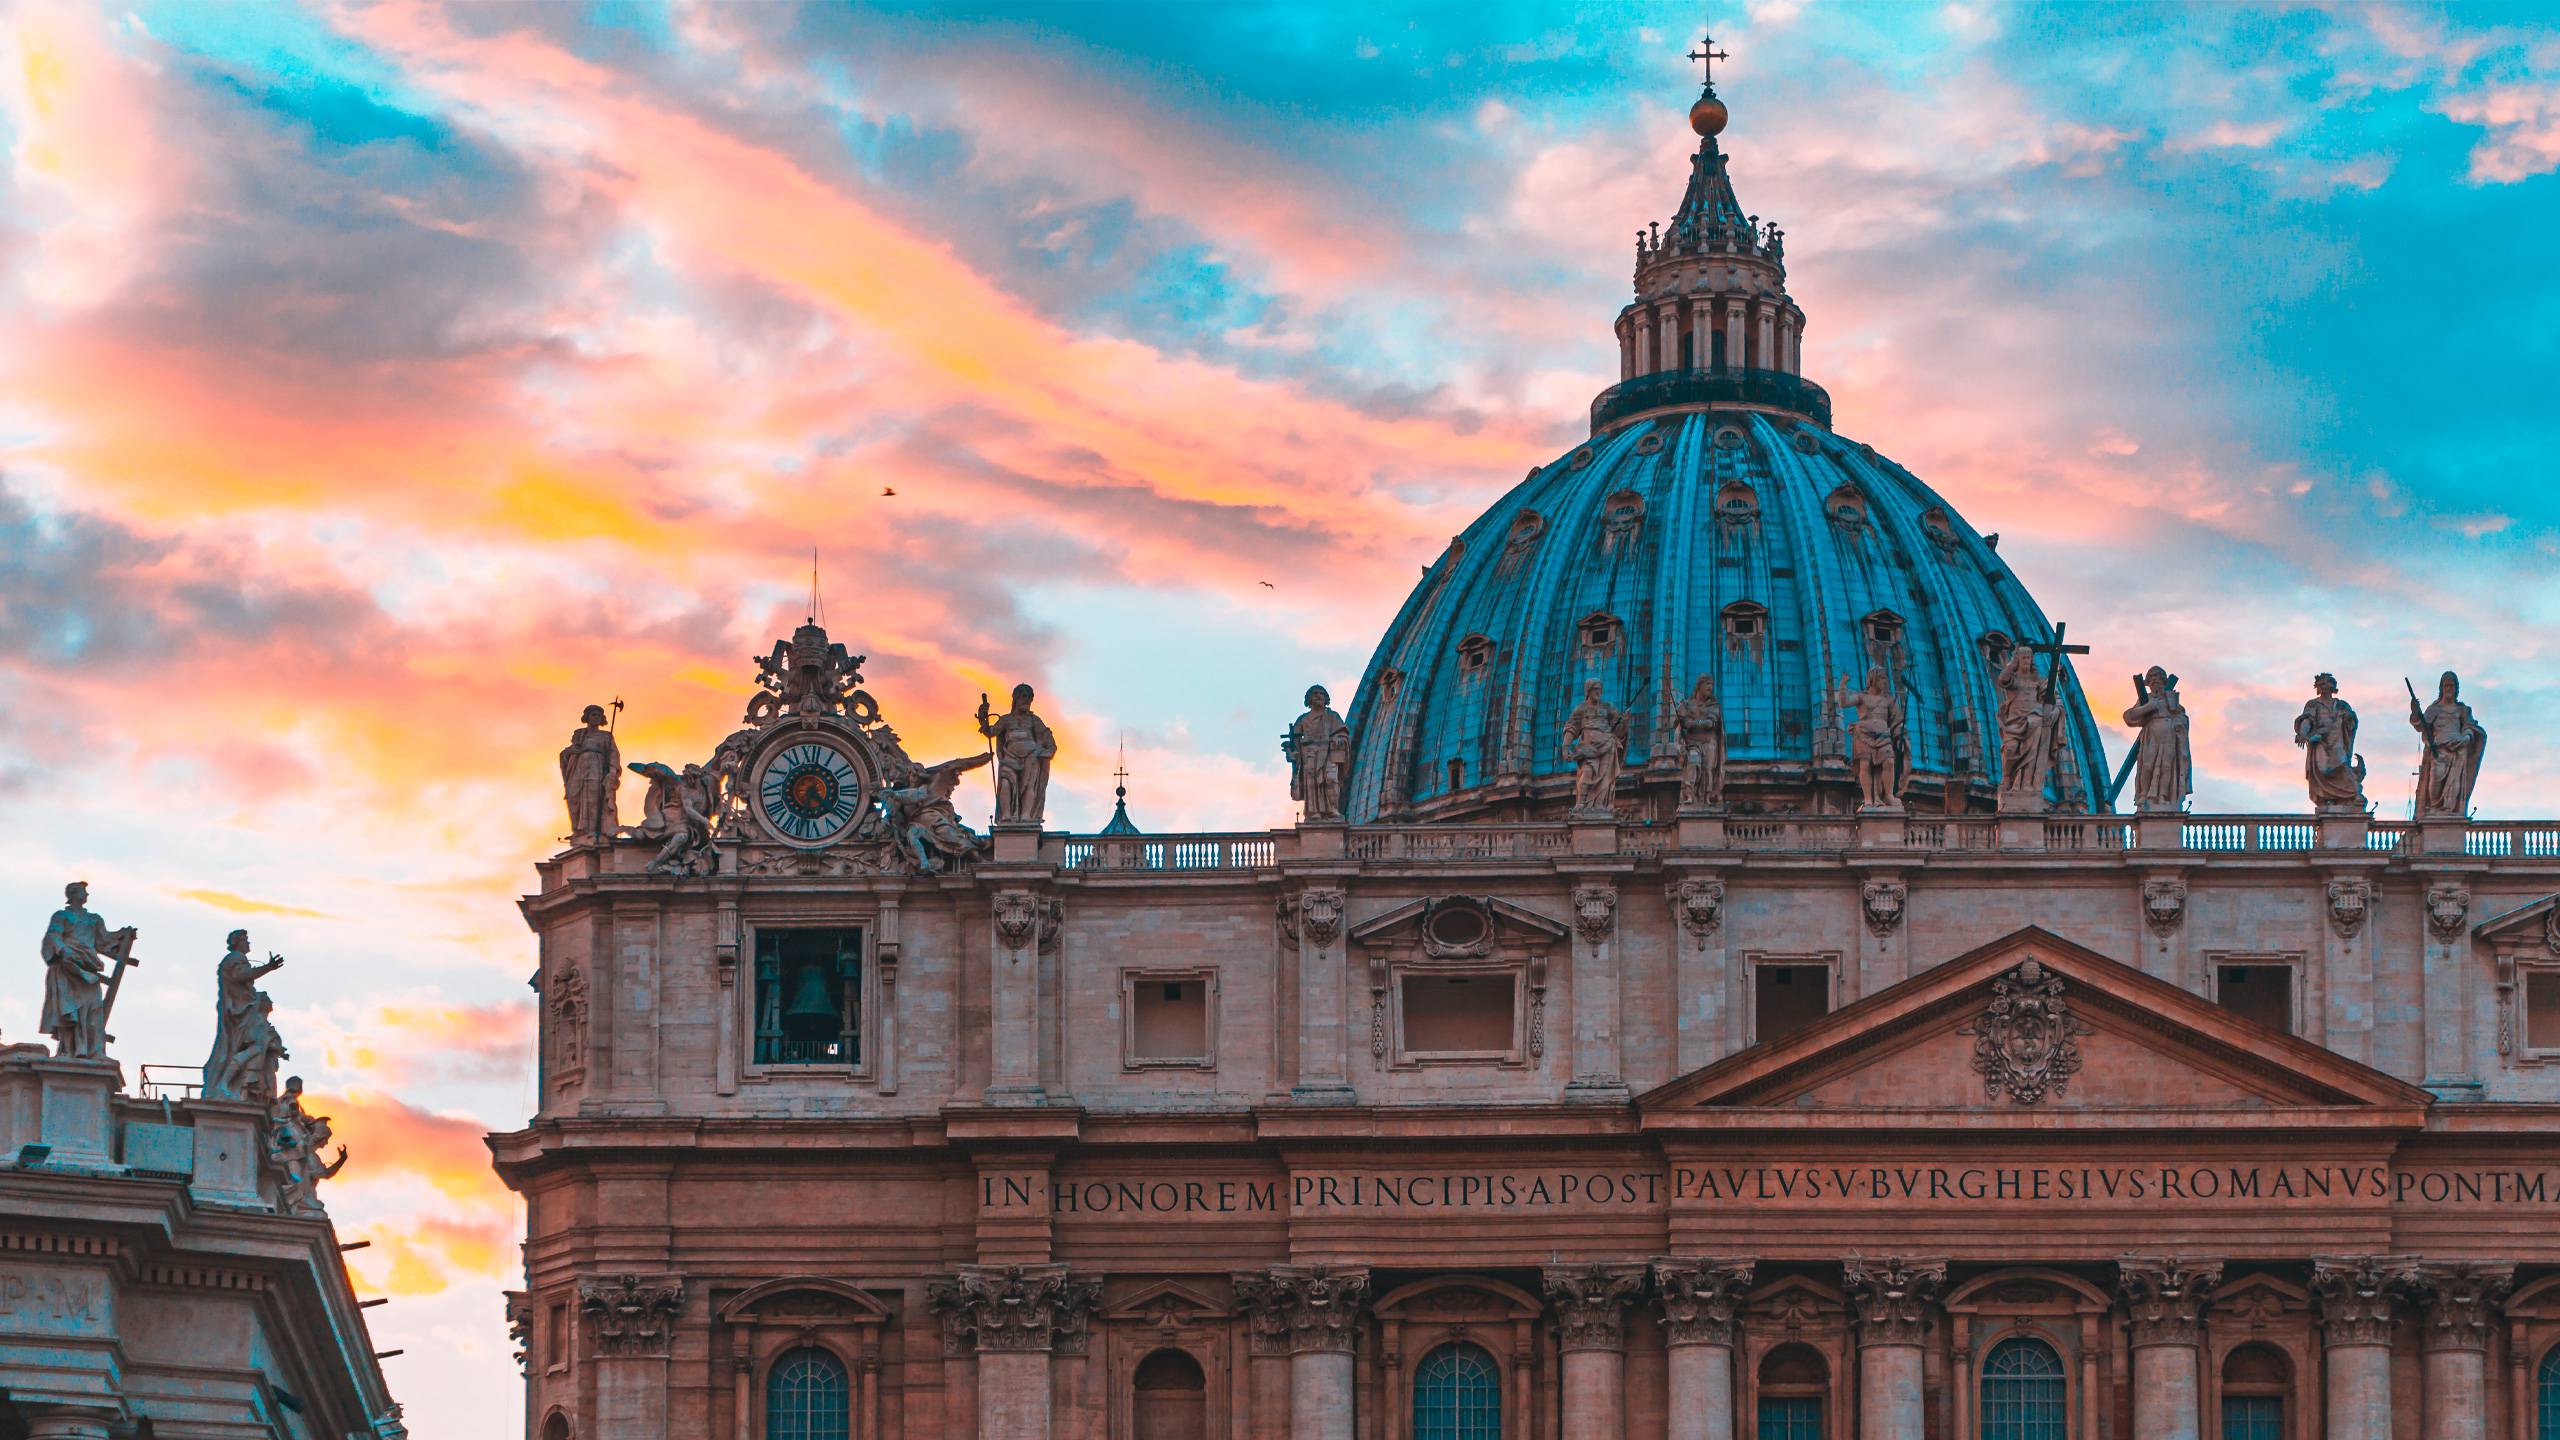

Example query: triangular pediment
[1639,927,2431,1129]
[1348,895,1568,949]
[1102,1279,1229,1326]
[2472,891,2560,948]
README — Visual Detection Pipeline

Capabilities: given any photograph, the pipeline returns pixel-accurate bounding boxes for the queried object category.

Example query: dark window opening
[754,927,862,1066]
[2217,964,2294,1035]
[1131,978,1209,1063]
[1457,634,1495,675]
[1135,1349,1208,1440]
[1402,974,1515,1054]
[2527,971,2560,1052]
[1723,601,1770,664]
[1447,758,1466,791]
[1754,964,1831,1045]
[1709,328,1728,370]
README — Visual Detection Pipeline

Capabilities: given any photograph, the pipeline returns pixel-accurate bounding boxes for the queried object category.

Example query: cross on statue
[2020,622,2092,702]
[1688,34,1729,86]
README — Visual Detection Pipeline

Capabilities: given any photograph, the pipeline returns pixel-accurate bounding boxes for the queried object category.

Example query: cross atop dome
[1687,33,1732,136]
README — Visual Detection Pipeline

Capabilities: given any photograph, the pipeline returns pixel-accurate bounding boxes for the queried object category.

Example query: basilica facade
[497,68,2560,1440]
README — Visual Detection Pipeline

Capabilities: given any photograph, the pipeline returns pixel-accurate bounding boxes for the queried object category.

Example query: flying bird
[880,487,898,497]
[1259,581,1275,589]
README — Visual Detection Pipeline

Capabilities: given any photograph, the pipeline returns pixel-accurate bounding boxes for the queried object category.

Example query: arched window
[1757,1342,1828,1438]
[541,1415,573,1440]
[1413,1341,1501,1440]
[2221,1343,2290,1440]
[2537,1344,2560,1440]
[1980,1337,2067,1440]
[1134,1348,1207,1440]
[765,1346,850,1440]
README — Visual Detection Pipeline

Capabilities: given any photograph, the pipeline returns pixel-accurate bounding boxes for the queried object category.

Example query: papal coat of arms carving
[1959,958,2093,1105]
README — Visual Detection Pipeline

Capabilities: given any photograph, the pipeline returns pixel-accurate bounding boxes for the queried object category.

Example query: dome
[1338,66,2109,824]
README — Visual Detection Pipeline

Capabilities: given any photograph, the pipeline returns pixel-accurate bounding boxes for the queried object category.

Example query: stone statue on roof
[1560,680,1629,817]
[978,683,1058,826]
[1995,647,2060,812]
[2409,670,2486,819]
[1848,667,1908,812]
[1674,674,1726,811]
[631,761,717,877]
[558,703,621,845]
[882,754,992,873]
[1284,685,1352,823]
[2295,673,2367,812]
[203,929,288,1102]
[41,881,134,1062]
[2121,667,2192,813]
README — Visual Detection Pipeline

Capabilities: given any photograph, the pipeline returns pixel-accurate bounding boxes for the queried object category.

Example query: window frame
[2519,963,2560,1060]
[2209,955,2303,1037]
[762,1342,853,1440]
[1411,1338,1504,1440]
[1391,963,1529,1069]
[1119,966,1219,1071]
[1977,1333,2070,1440]
[740,919,879,1084]
[1745,955,1837,1047]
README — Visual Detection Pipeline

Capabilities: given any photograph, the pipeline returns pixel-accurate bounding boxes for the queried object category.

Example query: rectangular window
[2217,963,2294,1035]
[2526,970,2560,1053]
[546,1302,568,1372]
[1756,1396,1822,1439]
[1124,969,1216,1068]
[752,927,863,1067]
[1401,973,1516,1056]
[1754,963,1832,1046]
[2221,1395,2281,1440]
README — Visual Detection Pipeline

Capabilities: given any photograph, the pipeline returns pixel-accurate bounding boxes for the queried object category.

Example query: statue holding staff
[40,881,134,1061]
[2408,671,2487,818]
[1283,685,1352,822]
[977,683,1057,825]
[2121,667,2192,813]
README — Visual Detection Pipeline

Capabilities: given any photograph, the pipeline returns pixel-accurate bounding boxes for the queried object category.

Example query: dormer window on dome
[1722,601,1769,663]
[1599,490,1645,557]
[1457,634,1495,675]
[1714,478,1759,540]
[1577,611,1624,660]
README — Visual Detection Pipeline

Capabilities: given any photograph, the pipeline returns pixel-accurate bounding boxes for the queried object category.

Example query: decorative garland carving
[1842,1256,1946,1347]
[1958,958,2092,1105]
[1541,1263,1647,1353]
[1652,1257,1754,1348]
[2116,1256,2222,1348]
[579,1273,685,1357]
[2310,1255,2419,1347]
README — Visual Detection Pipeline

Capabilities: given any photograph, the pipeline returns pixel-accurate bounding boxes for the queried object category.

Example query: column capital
[1232,1265,1369,1356]
[927,1263,1100,1355]
[1843,1255,1946,1348]
[2117,1256,2223,1349]
[1651,1257,1754,1348]
[578,1272,686,1358]
[2409,1261,2515,1353]
[2310,1255,2420,1347]
[1542,1262,1648,1353]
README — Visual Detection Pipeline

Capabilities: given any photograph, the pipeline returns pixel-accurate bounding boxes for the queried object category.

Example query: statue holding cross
[1995,624,2089,813]
[39,880,136,1062]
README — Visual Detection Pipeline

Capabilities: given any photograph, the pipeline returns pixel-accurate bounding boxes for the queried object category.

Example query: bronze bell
[782,964,837,1032]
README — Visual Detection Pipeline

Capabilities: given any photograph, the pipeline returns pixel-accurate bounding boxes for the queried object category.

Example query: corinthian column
[2411,1261,2513,1440]
[2312,1256,2416,1440]
[580,1273,685,1440]
[1654,1258,1753,1440]
[928,1264,1101,1440]
[1544,1264,1647,1439]
[1248,1266,1368,1440]
[1844,1256,1945,1440]
[2118,1257,2221,1440]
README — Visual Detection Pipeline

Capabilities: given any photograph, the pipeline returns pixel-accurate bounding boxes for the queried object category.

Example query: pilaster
[2417,870,2485,1097]
[2312,1256,2414,1440]
[1241,1266,1368,1440]
[1285,886,1353,1102]
[2321,871,2381,1066]
[2411,1262,2511,1440]
[1545,1264,1645,1440]
[1667,874,1730,1074]
[1564,882,1627,1100]
[928,1264,1102,1440]
[580,1273,684,1440]
[986,888,1058,1104]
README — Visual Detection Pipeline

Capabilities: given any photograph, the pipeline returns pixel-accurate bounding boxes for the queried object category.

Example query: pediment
[717,1277,892,1325]
[1639,927,2431,1127]
[1102,1279,1229,1326]
[2472,891,2560,949]
[1349,895,1568,952]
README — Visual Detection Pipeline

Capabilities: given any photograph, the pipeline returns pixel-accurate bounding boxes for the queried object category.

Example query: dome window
[1497,510,1546,574]
[1577,611,1624,660]
[1862,610,1908,678]
[1569,445,1597,470]
[1714,425,1748,451]
[1790,429,1820,455]
[1633,431,1666,456]
[1714,479,1760,542]
[1457,634,1496,676]
[1921,507,1960,553]
[1825,482,1869,533]
[1722,601,1769,664]
[1599,490,1645,557]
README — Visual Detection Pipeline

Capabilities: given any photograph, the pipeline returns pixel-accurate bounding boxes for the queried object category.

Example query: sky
[2,0,2558,1432]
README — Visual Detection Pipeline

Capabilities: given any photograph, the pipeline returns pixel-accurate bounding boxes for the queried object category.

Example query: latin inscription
[0,1271,100,1324]
[996,1166,2560,1216]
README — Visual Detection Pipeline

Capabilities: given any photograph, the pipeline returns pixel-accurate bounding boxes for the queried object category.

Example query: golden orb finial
[1690,90,1729,137]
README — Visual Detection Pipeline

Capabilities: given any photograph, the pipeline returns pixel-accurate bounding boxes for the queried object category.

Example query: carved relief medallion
[2327,877,2374,940]
[1571,884,1618,946]
[1861,878,1907,938]
[2425,882,2472,943]
[1298,888,1345,947]
[2142,876,2186,936]
[1959,959,2092,1105]
[1668,877,1725,941]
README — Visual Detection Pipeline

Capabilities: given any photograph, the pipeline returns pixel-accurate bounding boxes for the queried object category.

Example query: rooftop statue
[630,761,717,877]
[1995,647,2061,813]
[1673,674,1727,811]
[883,754,992,874]
[1284,685,1353,822]
[2121,667,2192,814]
[2295,673,2368,812]
[978,683,1057,826]
[2409,671,2487,819]
[1849,667,1909,813]
[40,880,135,1062]
[1560,680,1629,817]
[745,622,876,726]
[203,929,288,1102]
[558,702,621,845]
[269,1075,348,1218]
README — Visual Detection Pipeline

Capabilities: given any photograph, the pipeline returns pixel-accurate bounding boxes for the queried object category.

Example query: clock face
[752,735,871,848]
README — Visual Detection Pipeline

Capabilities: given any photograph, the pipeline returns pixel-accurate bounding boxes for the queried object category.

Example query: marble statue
[978,683,1057,825]
[203,930,287,1102]
[1560,680,1629,815]
[882,755,992,873]
[1994,647,2059,809]
[630,761,716,876]
[1848,667,1908,812]
[269,1076,348,1218]
[2294,673,2367,811]
[1673,674,1726,810]
[2121,667,2192,813]
[2409,671,2487,818]
[40,881,134,1061]
[558,703,621,844]
[1284,685,1353,822]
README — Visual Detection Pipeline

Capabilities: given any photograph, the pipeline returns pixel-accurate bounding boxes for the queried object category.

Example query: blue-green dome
[1341,402,2110,822]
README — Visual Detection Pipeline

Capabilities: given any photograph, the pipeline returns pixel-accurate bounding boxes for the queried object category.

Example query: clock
[749,730,873,848]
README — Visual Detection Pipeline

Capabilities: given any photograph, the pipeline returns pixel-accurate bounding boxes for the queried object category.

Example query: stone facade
[0,1049,403,1437]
